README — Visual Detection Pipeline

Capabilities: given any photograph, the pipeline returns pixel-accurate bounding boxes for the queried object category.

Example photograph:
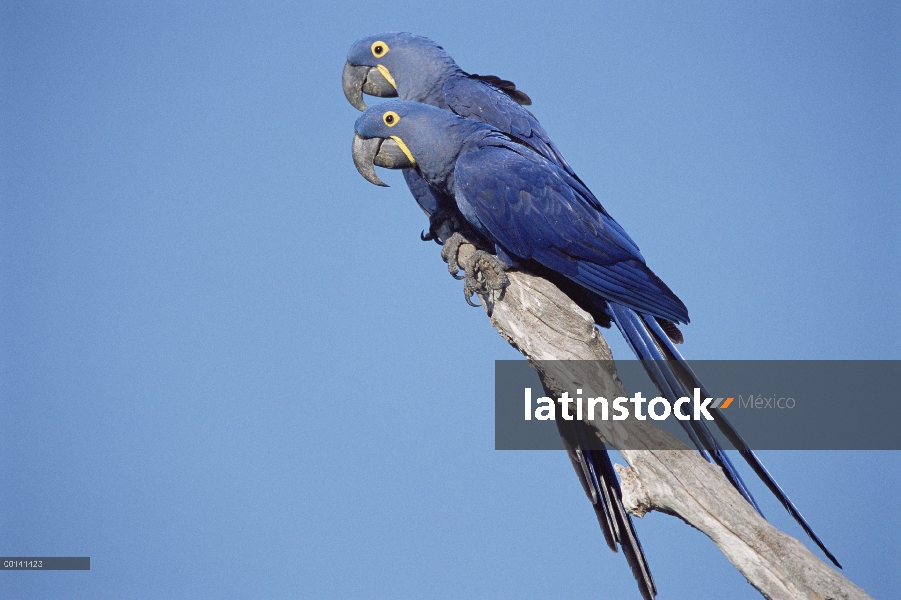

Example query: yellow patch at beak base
[389,136,416,165]
[376,64,397,90]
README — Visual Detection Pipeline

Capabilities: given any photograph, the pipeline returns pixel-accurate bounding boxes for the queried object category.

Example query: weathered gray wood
[450,237,871,600]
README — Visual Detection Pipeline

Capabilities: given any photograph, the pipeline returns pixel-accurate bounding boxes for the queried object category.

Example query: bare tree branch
[449,236,872,600]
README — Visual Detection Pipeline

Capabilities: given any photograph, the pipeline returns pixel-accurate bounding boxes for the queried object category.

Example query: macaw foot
[462,250,509,306]
[441,233,510,308]
[420,207,465,245]
[440,232,469,279]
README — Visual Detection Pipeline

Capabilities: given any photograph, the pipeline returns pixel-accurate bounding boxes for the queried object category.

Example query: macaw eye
[382,111,400,126]
[371,41,389,58]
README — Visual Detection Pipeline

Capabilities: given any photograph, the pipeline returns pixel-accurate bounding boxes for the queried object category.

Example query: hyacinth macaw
[344,32,841,586]
[350,99,841,596]
[342,32,842,532]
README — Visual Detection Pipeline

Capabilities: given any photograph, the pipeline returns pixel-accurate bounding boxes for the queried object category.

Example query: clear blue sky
[2,2,898,598]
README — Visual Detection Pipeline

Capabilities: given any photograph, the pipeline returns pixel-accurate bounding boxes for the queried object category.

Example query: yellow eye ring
[371,41,389,58]
[383,111,400,127]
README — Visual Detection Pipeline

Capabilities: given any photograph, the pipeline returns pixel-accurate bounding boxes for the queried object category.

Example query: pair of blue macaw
[343,32,837,599]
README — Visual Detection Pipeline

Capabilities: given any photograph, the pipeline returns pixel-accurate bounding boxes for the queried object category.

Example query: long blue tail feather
[640,315,842,568]
[558,412,656,599]
[607,304,711,460]
[607,303,762,513]
[588,444,656,600]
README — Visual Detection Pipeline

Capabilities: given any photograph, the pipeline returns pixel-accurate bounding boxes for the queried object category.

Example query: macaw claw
[440,232,468,279]
[441,233,509,306]
[462,250,509,307]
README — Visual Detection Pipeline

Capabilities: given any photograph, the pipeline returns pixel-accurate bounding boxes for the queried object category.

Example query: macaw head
[352,100,482,188]
[342,32,460,110]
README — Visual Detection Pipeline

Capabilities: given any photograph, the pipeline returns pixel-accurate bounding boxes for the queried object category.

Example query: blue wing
[444,78,575,177]
[453,143,688,323]
[444,76,636,222]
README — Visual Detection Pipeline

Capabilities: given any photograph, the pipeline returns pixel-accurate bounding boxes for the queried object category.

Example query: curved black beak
[352,134,416,187]
[352,134,387,186]
[342,62,398,111]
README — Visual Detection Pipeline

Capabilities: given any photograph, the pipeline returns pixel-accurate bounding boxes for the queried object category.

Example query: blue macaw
[350,100,842,587]
[341,34,839,529]
[344,29,841,573]
[342,33,838,585]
